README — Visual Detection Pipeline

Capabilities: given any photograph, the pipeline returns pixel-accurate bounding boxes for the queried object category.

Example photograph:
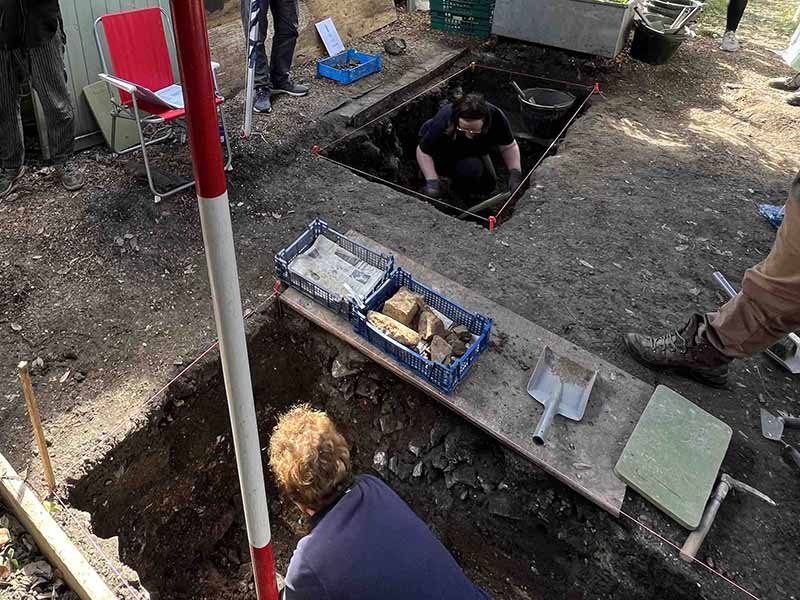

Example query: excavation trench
[69,304,725,600]
[323,65,591,226]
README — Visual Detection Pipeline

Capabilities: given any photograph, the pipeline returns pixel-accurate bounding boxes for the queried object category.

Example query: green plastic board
[614,385,732,529]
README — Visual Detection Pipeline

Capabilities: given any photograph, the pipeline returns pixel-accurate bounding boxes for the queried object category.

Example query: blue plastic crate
[317,48,382,85]
[275,219,394,317]
[353,268,493,394]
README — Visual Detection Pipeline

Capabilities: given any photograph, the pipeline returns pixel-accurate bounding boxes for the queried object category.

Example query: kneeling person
[270,405,492,600]
[416,93,522,202]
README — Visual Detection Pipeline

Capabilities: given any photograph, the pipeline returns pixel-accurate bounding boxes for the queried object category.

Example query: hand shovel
[760,408,800,473]
[527,346,598,446]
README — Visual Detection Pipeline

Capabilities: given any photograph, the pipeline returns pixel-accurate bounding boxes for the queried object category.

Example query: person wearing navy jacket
[269,405,493,600]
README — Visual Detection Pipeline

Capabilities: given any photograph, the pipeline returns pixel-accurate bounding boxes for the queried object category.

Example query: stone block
[382,287,423,326]
[430,335,452,365]
[368,311,421,347]
[418,309,446,341]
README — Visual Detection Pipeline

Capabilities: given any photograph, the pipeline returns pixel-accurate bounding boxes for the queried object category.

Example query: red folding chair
[93,7,232,202]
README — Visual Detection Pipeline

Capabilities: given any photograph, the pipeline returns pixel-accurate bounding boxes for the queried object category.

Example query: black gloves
[423,178,441,198]
[508,168,523,193]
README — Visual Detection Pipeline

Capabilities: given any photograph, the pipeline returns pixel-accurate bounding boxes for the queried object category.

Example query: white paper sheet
[315,17,346,57]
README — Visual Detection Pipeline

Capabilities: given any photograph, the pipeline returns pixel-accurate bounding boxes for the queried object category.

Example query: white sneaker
[721,30,740,52]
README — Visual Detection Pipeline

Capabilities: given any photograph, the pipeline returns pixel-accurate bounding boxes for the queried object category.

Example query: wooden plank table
[280,233,655,515]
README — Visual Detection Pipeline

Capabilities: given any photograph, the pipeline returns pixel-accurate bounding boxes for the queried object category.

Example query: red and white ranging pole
[168,2,279,598]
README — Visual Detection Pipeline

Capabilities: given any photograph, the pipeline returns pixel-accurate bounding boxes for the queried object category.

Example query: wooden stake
[18,361,56,493]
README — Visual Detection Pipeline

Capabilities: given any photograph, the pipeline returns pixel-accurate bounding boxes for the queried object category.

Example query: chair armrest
[98,73,137,94]
[211,61,220,72]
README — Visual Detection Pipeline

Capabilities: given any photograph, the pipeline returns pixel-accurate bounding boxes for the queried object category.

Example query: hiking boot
[721,30,740,52]
[55,162,84,191]
[768,72,800,91]
[624,314,731,388]
[0,165,25,199]
[253,87,272,113]
[786,91,800,107]
[271,80,309,97]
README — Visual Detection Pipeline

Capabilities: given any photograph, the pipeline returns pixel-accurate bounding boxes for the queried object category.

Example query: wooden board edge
[279,290,623,517]
[0,453,117,600]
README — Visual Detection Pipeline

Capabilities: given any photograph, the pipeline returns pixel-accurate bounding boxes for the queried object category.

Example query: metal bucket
[518,87,576,139]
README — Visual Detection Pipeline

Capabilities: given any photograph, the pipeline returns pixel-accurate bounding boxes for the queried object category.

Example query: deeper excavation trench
[68,305,730,600]
[323,65,591,226]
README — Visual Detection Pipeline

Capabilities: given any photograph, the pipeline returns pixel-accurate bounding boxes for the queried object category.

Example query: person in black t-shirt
[416,93,521,202]
[0,0,83,197]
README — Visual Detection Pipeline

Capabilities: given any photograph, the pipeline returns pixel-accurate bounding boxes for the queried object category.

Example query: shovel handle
[712,271,737,300]
[783,444,800,473]
[680,480,731,563]
[783,415,800,429]
[533,396,560,446]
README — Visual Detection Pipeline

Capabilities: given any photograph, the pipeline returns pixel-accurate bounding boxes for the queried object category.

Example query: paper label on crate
[315,17,345,57]
[288,235,383,303]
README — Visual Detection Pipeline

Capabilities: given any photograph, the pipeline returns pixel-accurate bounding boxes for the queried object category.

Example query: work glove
[508,168,523,193]
[422,178,441,198]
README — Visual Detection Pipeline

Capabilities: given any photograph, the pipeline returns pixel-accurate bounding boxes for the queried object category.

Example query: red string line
[317,154,491,223]
[495,89,595,219]
[62,292,277,479]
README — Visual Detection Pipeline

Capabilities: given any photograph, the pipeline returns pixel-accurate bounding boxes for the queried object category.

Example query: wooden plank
[337,48,468,127]
[0,453,117,600]
[294,0,397,64]
[280,234,657,516]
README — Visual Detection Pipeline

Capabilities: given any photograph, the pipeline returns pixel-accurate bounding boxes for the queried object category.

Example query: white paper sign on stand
[315,17,346,57]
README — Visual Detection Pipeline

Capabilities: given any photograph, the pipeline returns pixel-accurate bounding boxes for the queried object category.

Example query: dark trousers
[240,0,299,90]
[0,32,75,169]
[726,0,748,31]
[440,155,497,196]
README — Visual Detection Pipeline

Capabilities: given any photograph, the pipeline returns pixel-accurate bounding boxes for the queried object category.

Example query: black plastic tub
[518,87,576,139]
[630,23,686,65]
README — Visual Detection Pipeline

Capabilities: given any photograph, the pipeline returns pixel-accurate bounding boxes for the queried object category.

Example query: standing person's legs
[240,0,271,89]
[702,180,800,357]
[624,173,800,387]
[0,48,25,173]
[269,0,307,96]
[28,33,83,190]
[28,33,74,167]
[722,0,748,51]
[726,0,749,32]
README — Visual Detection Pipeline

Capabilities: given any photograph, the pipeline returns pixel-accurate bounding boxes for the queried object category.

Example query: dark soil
[67,307,730,600]
[1,3,799,599]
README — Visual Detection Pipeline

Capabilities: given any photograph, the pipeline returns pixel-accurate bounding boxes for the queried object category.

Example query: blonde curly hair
[268,405,353,512]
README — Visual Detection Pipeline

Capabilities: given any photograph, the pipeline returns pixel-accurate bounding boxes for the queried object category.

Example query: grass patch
[699,0,797,36]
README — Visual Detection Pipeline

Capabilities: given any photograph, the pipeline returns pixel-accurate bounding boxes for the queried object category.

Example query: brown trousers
[705,176,800,359]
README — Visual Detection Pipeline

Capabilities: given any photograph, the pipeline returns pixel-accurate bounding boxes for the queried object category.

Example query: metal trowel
[760,408,800,441]
[527,346,598,446]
